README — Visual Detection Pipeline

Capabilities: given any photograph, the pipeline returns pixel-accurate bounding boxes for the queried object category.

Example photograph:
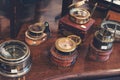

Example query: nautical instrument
[0,40,32,77]
[50,35,81,67]
[88,28,114,61]
[69,8,90,24]
[25,22,47,46]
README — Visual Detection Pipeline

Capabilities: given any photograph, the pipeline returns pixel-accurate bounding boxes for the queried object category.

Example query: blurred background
[0,0,62,39]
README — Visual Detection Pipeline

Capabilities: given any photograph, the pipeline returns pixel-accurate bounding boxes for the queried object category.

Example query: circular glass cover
[74,9,87,17]
[30,25,42,31]
[70,8,90,19]
[29,22,45,33]
[0,40,28,61]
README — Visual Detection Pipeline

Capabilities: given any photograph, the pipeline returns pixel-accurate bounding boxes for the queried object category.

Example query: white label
[81,25,86,28]
[33,41,36,44]
[101,46,107,49]
[11,69,18,73]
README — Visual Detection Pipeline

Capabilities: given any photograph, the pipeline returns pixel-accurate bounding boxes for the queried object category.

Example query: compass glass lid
[0,40,29,61]
[28,23,45,33]
[70,8,90,18]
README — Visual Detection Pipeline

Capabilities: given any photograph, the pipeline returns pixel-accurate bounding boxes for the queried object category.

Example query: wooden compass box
[58,15,95,41]
[107,10,120,22]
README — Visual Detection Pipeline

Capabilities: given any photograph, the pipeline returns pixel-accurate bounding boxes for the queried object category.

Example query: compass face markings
[0,41,27,60]
[4,46,25,59]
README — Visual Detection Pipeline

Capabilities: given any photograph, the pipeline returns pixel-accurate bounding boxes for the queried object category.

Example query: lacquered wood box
[58,15,95,41]
[88,42,113,62]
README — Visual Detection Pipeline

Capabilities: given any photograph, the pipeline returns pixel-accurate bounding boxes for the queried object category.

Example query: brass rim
[0,40,30,61]
[25,31,46,40]
[55,38,76,52]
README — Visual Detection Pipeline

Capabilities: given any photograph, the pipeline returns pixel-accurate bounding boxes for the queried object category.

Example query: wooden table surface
[0,23,120,80]
[12,23,120,80]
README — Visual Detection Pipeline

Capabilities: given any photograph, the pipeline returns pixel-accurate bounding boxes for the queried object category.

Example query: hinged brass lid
[67,35,81,46]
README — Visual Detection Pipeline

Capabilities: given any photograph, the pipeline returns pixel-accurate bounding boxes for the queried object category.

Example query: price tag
[33,41,36,44]
[81,25,86,28]
[11,69,18,73]
[101,46,107,49]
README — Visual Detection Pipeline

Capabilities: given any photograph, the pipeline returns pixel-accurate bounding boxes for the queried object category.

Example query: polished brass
[55,37,76,52]
[67,35,81,45]
[69,8,90,24]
